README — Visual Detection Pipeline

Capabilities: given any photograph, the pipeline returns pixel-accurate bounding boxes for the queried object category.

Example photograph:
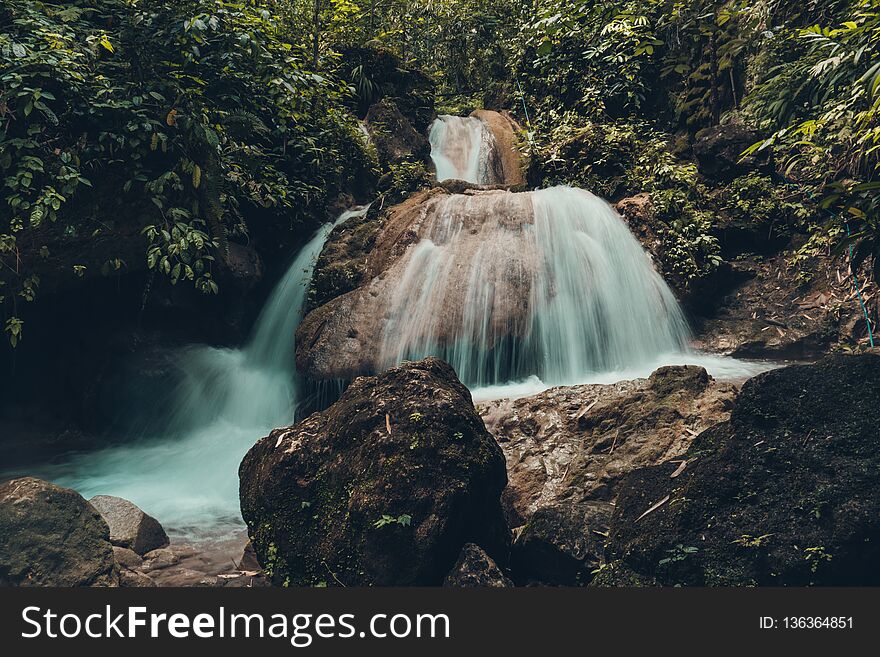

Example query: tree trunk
[312,0,320,71]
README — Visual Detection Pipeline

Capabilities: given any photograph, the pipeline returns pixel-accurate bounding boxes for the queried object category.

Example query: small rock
[511,504,609,586]
[444,544,513,587]
[239,541,262,572]
[112,546,143,570]
[118,568,156,588]
[140,547,179,572]
[89,495,169,555]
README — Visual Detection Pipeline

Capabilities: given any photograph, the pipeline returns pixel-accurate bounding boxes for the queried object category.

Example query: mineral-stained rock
[480,365,738,585]
[239,357,510,586]
[443,543,513,587]
[607,354,880,586]
[89,495,169,555]
[0,477,118,587]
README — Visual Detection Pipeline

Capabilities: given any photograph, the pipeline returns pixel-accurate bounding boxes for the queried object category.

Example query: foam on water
[41,208,368,538]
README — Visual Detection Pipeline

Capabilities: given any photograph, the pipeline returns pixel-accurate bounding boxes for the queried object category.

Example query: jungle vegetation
[2,0,878,346]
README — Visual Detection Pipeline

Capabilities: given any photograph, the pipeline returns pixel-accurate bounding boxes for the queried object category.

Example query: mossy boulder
[0,477,118,586]
[607,354,880,586]
[239,357,510,586]
[365,98,430,168]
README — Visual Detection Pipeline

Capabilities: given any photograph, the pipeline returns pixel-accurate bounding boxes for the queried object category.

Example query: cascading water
[429,115,498,184]
[377,187,691,388]
[40,207,367,538]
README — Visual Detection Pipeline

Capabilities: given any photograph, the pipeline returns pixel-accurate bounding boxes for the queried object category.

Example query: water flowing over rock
[239,357,510,587]
[297,185,690,388]
[0,477,118,587]
[47,207,369,533]
[430,111,524,186]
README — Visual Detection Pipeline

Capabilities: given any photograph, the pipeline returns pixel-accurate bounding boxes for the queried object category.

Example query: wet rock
[140,547,180,572]
[481,366,737,527]
[607,354,880,586]
[240,357,510,586]
[0,477,118,587]
[615,194,663,262]
[693,122,772,182]
[89,495,169,555]
[443,543,513,588]
[239,541,262,572]
[480,366,737,586]
[511,504,609,586]
[691,246,873,357]
[365,98,430,167]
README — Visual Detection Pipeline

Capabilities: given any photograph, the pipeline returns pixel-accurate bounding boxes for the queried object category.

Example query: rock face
[296,188,537,382]
[480,366,737,585]
[89,495,169,556]
[365,98,430,167]
[691,247,873,358]
[0,477,118,587]
[606,354,880,586]
[444,543,513,587]
[239,357,510,587]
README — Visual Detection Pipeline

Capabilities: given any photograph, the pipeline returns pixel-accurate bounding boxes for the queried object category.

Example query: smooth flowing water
[377,187,692,386]
[41,207,367,539]
[429,114,498,183]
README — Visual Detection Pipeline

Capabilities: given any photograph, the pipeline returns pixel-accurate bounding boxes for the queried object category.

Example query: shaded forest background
[1,0,878,391]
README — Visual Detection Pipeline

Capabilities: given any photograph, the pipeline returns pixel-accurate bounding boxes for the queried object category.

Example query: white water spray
[46,208,367,537]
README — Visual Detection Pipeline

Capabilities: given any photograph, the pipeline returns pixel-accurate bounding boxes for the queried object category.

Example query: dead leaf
[385,413,392,435]
[636,495,670,522]
[670,460,688,478]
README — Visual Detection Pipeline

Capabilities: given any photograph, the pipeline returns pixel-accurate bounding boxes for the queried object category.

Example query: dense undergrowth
[2,0,878,347]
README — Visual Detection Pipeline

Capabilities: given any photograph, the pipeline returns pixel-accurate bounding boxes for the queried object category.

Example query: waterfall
[296,113,771,398]
[376,187,690,387]
[45,207,367,536]
[429,115,498,184]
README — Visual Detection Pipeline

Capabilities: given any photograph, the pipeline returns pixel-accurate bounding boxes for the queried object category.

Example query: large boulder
[240,357,510,586]
[480,366,738,585]
[365,98,430,167]
[606,354,880,586]
[89,495,169,556]
[0,477,118,586]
